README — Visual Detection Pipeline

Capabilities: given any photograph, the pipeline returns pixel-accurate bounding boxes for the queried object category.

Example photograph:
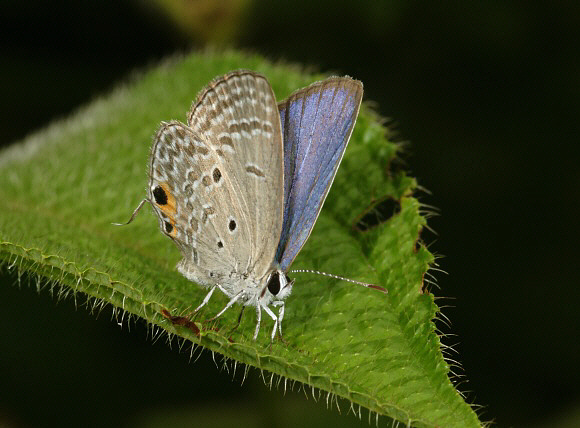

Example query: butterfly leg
[193,285,217,313]
[272,301,285,336]
[260,304,279,342]
[208,291,243,321]
[253,305,262,340]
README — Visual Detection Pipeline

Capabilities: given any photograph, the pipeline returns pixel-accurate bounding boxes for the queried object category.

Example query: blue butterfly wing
[275,77,363,271]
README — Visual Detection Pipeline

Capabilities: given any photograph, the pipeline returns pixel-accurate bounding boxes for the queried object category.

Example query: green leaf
[0,50,481,427]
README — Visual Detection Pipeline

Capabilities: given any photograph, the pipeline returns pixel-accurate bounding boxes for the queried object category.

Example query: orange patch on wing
[157,182,177,216]
[167,217,178,238]
[157,182,178,238]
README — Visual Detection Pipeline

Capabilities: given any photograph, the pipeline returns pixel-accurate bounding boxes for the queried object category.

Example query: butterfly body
[142,70,364,339]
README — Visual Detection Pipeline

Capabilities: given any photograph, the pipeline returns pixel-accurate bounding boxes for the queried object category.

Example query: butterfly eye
[267,272,281,295]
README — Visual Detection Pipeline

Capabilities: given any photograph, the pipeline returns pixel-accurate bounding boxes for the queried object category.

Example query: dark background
[1,1,578,427]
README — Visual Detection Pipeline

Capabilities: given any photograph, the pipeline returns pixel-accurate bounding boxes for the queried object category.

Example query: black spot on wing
[153,185,168,205]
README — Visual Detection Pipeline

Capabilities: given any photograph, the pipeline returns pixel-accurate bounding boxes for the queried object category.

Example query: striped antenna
[289,269,387,293]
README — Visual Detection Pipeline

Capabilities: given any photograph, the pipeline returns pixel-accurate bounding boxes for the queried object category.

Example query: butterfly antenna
[289,269,387,293]
[112,198,149,226]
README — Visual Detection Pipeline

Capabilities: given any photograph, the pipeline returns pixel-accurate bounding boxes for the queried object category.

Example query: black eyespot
[164,221,173,233]
[217,241,223,248]
[153,185,168,205]
[229,220,236,231]
[267,272,281,295]
[213,168,222,183]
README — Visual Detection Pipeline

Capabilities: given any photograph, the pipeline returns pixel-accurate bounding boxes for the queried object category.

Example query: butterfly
[120,70,385,340]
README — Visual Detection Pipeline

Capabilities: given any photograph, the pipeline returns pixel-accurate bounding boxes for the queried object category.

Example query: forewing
[183,70,284,282]
[275,77,363,271]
